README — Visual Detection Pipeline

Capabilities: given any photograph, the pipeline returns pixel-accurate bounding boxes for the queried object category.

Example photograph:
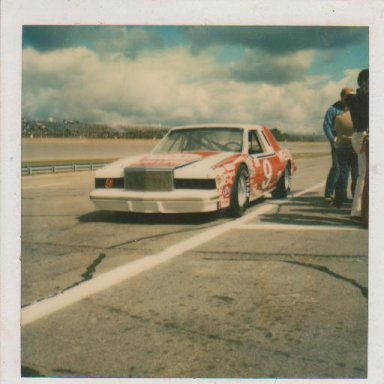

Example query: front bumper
[89,189,220,213]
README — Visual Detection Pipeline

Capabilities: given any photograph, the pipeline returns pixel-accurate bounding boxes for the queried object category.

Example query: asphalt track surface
[20,151,368,379]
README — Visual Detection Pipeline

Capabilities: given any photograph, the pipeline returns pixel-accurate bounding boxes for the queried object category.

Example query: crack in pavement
[283,260,368,298]
[163,320,244,346]
[201,254,367,299]
[162,321,292,360]
[22,240,109,251]
[106,223,221,249]
[22,224,220,308]
[22,253,107,308]
[21,365,45,377]
[70,252,107,286]
[21,364,87,377]
[23,223,221,252]
[52,367,84,375]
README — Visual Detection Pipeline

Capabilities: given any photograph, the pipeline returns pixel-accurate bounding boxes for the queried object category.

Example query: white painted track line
[236,224,363,231]
[21,181,325,326]
[291,181,325,198]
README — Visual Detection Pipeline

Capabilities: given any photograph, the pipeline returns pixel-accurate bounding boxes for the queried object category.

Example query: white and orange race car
[90,124,296,217]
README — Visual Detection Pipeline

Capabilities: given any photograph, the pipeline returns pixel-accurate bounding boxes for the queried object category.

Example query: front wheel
[228,165,250,217]
[271,164,291,199]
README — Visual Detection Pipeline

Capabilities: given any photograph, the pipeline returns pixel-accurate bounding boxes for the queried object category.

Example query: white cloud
[230,49,317,84]
[93,27,163,59]
[22,46,361,134]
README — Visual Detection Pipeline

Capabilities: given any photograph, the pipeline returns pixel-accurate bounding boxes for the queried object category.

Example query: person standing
[333,109,358,208]
[361,134,369,228]
[348,69,369,223]
[323,88,354,203]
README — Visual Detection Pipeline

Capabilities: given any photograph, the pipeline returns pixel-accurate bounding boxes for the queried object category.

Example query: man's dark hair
[340,87,353,98]
[357,69,369,86]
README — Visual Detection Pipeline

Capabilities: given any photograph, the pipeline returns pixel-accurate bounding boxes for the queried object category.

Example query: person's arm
[323,107,336,143]
[335,123,344,139]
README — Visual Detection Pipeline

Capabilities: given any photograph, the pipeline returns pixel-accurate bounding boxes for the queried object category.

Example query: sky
[22,25,369,134]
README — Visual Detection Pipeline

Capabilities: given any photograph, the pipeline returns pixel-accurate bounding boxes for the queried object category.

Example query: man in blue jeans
[323,88,354,203]
[333,110,358,208]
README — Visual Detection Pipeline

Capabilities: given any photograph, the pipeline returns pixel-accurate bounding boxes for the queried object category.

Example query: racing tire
[228,164,250,217]
[271,163,291,199]
[114,211,128,221]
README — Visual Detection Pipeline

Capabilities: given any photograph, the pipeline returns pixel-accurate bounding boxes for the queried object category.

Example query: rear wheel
[228,165,250,217]
[272,163,291,199]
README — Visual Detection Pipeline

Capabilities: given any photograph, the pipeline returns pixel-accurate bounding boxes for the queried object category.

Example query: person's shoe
[329,201,343,208]
[325,197,333,206]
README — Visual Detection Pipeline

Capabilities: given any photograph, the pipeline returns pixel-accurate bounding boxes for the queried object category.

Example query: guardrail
[22,162,108,176]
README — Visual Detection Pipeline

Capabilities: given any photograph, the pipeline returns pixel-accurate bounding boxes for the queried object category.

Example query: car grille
[124,167,174,191]
[96,174,217,191]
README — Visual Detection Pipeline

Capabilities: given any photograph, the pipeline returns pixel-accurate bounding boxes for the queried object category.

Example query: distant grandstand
[21,118,171,139]
[21,119,325,142]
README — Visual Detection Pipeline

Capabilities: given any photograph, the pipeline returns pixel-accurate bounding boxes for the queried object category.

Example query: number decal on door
[262,159,273,189]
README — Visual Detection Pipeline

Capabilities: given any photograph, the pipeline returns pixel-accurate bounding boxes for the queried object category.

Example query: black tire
[271,163,291,199]
[228,165,250,217]
[114,211,130,221]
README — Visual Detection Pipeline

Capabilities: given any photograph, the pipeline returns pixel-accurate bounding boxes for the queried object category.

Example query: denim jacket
[323,100,345,143]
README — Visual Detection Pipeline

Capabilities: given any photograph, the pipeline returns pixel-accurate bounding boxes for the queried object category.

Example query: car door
[247,129,279,195]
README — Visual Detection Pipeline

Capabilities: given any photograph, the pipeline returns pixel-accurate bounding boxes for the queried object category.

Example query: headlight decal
[95,178,124,189]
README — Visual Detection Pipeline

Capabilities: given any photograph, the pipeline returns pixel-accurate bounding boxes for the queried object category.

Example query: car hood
[96,151,240,178]
[128,152,217,169]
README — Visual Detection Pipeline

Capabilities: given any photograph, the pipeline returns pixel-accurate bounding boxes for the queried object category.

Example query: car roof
[170,123,264,131]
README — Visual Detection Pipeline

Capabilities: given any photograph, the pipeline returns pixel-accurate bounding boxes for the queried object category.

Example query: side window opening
[261,131,271,147]
[248,131,264,155]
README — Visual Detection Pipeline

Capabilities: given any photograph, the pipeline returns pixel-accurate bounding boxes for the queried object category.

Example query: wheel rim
[284,168,291,191]
[237,173,247,207]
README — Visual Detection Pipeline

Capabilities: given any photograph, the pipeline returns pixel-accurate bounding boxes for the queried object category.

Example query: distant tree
[270,128,287,141]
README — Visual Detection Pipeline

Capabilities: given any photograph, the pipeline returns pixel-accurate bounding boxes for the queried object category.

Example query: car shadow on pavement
[77,210,221,226]
[262,195,357,227]
[79,197,269,225]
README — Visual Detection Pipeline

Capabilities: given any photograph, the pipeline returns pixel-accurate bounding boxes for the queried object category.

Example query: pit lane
[20,154,368,379]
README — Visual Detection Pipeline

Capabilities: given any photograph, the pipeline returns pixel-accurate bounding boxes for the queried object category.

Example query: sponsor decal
[213,154,241,169]
[224,164,235,171]
[222,185,231,198]
[252,157,261,167]
[220,198,230,208]
[129,153,206,169]
[277,150,286,161]
[244,158,256,176]
[215,165,235,187]
[105,178,114,188]
[261,159,273,189]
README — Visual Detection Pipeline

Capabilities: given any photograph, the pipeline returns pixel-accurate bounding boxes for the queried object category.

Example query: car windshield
[153,127,243,154]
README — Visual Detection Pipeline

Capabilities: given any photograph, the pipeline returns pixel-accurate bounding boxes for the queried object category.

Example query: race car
[89,124,296,217]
